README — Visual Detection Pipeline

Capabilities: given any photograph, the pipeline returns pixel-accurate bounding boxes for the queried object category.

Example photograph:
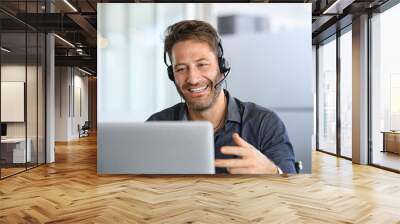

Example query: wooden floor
[1,134,400,223]
[1,163,45,178]
[0,167,26,178]
[372,151,400,171]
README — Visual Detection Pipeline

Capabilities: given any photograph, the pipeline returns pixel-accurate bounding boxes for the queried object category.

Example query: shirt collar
[180,89,241,124]
[224,89,241,123]
[180,106,188,121]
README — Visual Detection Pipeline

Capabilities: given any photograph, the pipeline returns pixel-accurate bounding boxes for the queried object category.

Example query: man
[147,20,296,174]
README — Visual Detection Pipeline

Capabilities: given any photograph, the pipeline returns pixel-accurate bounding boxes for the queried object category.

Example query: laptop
[98,122,215,174]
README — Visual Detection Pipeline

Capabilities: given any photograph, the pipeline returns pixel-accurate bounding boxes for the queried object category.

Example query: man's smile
[185,84,212,99]
[188,85,208,93]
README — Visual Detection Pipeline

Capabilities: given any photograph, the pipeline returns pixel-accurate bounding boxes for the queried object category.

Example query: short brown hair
[164,20,220,63]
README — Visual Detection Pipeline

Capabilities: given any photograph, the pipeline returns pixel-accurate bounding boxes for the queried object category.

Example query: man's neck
[187,90,227,130]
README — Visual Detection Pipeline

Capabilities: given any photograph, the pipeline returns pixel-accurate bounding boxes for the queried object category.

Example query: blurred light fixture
[1,47,11,53]
[78,67,92,76]
[54,34,75,48]
[63,0,78,12]
[76,48,84,55]
[323,0,355,15]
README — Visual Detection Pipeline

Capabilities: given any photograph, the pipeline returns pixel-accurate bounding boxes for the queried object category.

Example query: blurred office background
[0,0,398,179]
[97,3,313,173]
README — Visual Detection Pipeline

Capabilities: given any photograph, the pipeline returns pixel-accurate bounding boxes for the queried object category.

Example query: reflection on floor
[0,167,25,178]
[341,147,352,158]
[0,163,41,178]
[373,151,400,171]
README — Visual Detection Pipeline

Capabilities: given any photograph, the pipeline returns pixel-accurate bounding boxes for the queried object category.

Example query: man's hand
[214,133,279,174]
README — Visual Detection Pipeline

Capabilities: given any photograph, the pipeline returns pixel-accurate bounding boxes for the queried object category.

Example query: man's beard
[176,73,223,112]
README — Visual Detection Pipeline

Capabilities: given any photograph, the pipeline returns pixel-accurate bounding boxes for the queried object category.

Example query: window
[318,36,337,154]
[339,28,352,158]
[371,2,400,171]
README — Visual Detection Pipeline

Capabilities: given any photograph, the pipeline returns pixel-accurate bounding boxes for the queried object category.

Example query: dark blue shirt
[147,90,296,174]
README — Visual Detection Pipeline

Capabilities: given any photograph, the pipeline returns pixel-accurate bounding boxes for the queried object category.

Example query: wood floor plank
[1,134,400,223]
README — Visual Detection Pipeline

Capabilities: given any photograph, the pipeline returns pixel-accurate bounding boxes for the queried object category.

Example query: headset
[163,38,231,89]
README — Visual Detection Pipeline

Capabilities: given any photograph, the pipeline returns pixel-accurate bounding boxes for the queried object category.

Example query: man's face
[171,39,222,112]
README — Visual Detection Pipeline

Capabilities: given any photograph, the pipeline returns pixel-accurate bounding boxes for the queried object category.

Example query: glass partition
[1,29,28,177]
[38,32,45,165]
[0,1,46,179]
[317,36,337,155]
[27,30,38,170]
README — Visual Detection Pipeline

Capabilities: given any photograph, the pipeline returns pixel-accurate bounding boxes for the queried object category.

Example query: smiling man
[147,20,296,174]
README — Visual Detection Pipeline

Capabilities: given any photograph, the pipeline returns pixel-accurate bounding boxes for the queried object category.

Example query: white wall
[1,65,41,137]
[55,66,68,141]
[72,73,89,138]
[222,24,313,173]
[55,67,89,141]
[1,66,26,130]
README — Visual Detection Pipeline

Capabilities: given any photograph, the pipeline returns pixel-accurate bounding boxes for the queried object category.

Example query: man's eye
[199,64,208,67]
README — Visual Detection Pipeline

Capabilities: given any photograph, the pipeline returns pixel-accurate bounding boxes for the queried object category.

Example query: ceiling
[0,0,393,75]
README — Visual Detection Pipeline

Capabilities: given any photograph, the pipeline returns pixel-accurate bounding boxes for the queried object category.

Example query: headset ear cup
[219,57,230,74]
[167,66,174,81]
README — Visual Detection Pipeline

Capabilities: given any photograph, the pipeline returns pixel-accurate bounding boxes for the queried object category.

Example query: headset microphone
[214,66,230,89]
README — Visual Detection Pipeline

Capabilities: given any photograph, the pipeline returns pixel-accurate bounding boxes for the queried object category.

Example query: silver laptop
[98,122,215,174]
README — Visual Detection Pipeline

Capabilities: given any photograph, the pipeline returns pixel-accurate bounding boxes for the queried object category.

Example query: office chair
[78,121,90,138]
[295,161,303,174]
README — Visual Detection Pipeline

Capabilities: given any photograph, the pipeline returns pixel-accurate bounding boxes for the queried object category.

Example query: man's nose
[186,66,202,84]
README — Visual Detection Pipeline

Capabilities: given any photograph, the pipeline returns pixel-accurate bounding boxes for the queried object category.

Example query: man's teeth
[189,85,208,93]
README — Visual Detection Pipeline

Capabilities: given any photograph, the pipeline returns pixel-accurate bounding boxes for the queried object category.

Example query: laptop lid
[98,121,215,174]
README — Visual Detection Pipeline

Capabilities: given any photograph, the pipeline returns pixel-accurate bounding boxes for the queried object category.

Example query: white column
[352,14,369,164]
[46,33,55,163]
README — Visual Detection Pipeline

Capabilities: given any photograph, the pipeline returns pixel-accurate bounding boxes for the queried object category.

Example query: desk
[381,131,400,154]
[1,138,31,164]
